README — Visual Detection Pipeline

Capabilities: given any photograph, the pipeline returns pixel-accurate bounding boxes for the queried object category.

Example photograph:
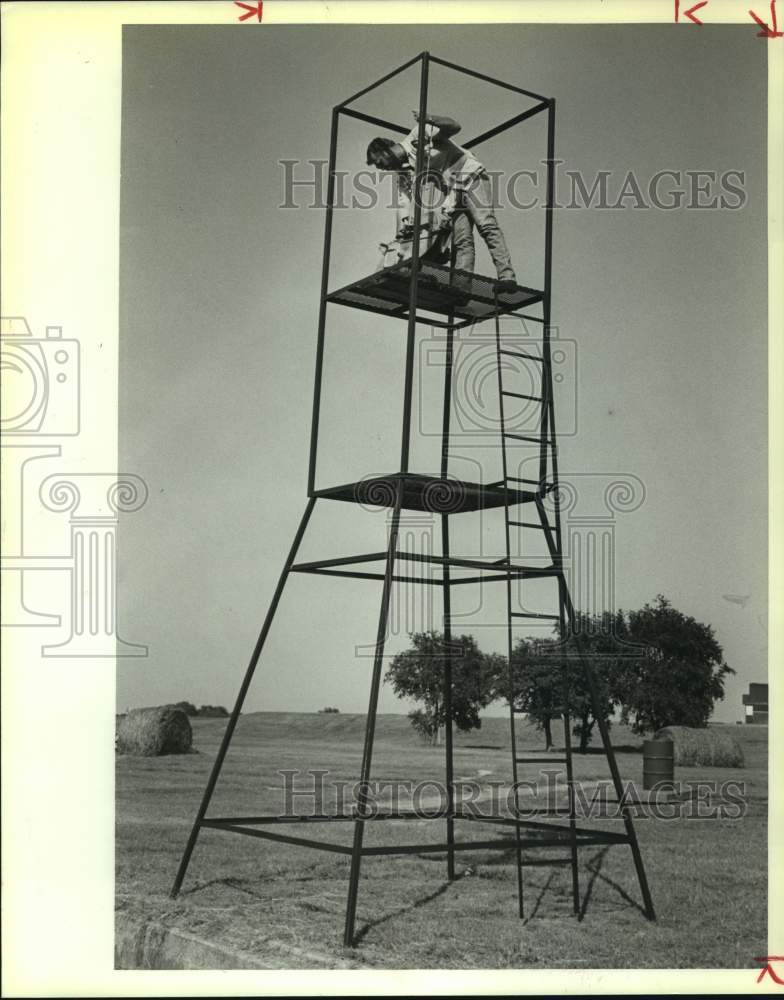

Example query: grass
[116,713,767,969]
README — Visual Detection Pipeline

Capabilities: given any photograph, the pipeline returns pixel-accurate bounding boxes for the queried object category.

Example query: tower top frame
[334,50,553,152]
[308,51,557,494]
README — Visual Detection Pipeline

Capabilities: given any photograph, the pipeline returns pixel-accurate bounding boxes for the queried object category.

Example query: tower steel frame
[171,51,655,949]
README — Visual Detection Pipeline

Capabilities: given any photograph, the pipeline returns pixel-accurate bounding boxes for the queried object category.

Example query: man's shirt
[398,124,485,191]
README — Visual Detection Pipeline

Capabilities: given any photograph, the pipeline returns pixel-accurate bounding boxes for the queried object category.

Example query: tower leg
[561,586,656,921]
[507,617,525,920]
[440,300,456,881]
[561,704,581,915]
[557,581,581,915]
[170,497,317,898]
[343,486,404,947]
[441,514,456,881]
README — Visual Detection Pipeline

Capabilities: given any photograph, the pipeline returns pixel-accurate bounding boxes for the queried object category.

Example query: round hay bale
[116,706,192,757]
[654,726,744,768]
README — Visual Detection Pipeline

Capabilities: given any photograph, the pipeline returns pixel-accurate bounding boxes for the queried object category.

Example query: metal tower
[171,51,655,948]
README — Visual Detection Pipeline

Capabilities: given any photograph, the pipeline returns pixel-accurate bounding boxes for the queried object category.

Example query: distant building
[742,682,768,724]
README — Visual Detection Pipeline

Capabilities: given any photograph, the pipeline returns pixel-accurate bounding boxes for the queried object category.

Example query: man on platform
[366,111,518,291]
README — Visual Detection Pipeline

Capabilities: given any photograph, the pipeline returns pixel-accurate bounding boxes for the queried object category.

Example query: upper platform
[314,473,541,513]
[327,262,544,325]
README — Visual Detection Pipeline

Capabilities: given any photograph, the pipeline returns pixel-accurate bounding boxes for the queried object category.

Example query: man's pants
[451,172,516,283]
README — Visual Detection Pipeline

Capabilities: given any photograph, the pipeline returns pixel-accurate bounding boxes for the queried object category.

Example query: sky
[118,24,767,723]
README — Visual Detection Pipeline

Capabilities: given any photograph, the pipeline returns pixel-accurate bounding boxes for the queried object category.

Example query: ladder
[491,294,655,920]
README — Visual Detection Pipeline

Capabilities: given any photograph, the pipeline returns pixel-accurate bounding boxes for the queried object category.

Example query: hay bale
[654,726,744,768]
[116,706,192,756]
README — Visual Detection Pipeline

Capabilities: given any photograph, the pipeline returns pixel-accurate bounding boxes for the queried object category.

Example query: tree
[171,701,198,717]
[498,638,562,751]
[497,610,625,752]
[385,631,501,744]
[197,704,229,718]
[491,598,733,746]
[617,595,734,733]
[563,610,629,751]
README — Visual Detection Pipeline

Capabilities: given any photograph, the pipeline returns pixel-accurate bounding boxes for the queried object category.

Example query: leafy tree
[198,704,229,718]
[497,610,626,752]
[618,595,733,733]
[492,598,733,747]
[385,631,501,744]
[564,610,633,750]
[496,638,562,751]
[171,700,198,717]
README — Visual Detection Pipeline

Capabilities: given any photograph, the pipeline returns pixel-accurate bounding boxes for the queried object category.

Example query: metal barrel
[642,738,674,791]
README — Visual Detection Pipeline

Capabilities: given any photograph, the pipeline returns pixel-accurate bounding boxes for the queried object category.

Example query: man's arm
[413,111,461,139]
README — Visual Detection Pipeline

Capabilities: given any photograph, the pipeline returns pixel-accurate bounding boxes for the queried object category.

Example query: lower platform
[327,261,544,324]
[314,473,541,514]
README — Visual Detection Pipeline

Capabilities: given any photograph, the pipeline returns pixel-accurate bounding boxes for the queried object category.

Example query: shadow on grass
[179,874,261,899]
[352,880,457,946]
[533,745,642,756]
[178,843,648,935]
[577,846,609,920]
[180,856,332,899]
[459,745,505,751]
[578,846,647,922]
[521,871,557,925]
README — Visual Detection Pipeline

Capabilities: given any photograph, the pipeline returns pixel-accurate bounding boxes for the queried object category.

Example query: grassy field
[116,712,767,969]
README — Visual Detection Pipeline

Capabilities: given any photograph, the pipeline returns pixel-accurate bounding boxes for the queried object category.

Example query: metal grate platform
[327,261,544,323]
[314,472,541,513]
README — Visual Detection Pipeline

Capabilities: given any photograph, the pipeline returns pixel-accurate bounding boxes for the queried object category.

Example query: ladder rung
[511,612,561,621]
[504,433,543,444]
[502,390,543,402]
[509,520,547,530]
[500,349,544,362]
[516,757,567,764]
[506,476,549,487]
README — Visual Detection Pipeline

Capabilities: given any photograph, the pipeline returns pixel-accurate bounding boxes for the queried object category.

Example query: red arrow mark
[754,956,784,984]
[749,0,783,36]
[675,0,708,22]
[684,1,708,23]
[235,0,263,21]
